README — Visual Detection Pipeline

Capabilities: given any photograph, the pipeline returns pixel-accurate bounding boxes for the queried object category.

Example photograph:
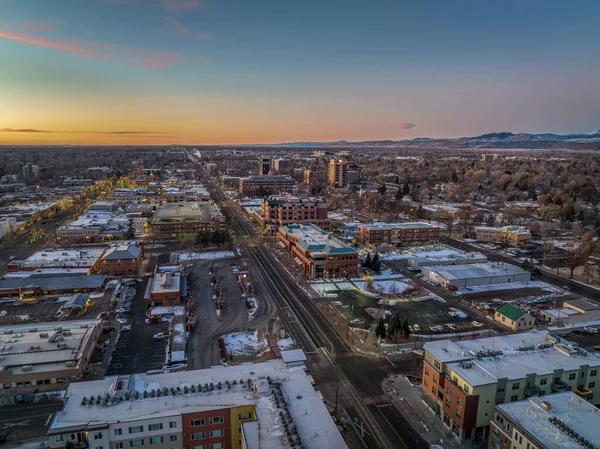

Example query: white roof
[50,359,347,449]
[359,221,437,231]
[423,262,528,280]
[151,272,180,294]
[13,248,105,268]
[497,392,600,449]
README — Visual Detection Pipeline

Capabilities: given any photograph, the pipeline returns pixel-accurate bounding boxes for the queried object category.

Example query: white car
[471,321,484,327]
[153,332,168,340]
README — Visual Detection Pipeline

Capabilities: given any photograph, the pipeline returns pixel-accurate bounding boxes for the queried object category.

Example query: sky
[1,0,599,145]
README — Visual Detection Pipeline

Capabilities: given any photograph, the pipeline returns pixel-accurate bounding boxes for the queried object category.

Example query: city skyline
[2,0,600,145]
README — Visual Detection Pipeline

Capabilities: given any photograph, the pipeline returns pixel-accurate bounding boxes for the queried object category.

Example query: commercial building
[97,244,143,277]
[540,299,600,325]
[57,203,129,243]
[402,246,487,268]
[493,303,535,331]
[7,248,105,274]
[422,331,600,443]
[254,195,331,232]
[421,262,530,288]
[357,222,440,247]
[0,274,106,298]
[0,320,101,397]
[474,226,532,246]
[0,216,17,239]
[22,163,40,184]
[328,159,347,187]
[258,155,272,175]
[222,175,241,190]
[273,158,291,172]
[488,392,600,449]
[239,175,294,197]
[151,202,226,239]
[147,265,184,307]
[46,354,346,449]
[481,154,500,162]
[278,223,358,278]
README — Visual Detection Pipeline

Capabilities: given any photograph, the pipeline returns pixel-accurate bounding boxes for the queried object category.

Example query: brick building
[97,243,143,276]
[357,222,440,247]
[238,175,294,197]
[254,195,331,232]
[151,202,226,239]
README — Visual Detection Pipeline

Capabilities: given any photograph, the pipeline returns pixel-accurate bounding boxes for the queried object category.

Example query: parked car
[153,332,168,340]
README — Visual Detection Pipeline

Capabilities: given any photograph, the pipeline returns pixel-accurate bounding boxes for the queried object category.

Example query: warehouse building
[421,262,530,288]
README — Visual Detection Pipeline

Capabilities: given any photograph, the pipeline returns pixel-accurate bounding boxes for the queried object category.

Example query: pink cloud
[165,17,213,40]
[399,122,416,130]
[162,0,205,12]
[0,28,183,69]
[0,29,112,60]
[20,20,56,32]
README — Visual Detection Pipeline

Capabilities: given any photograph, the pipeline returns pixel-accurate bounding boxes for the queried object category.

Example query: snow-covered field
[223,330,268,357]
[178,250,236,262]
[371,280,410,294]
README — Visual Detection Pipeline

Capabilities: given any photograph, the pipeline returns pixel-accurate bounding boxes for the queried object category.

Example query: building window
[238,412,252,420]
[169,435,177,442]
[114,429,122,436]
[455,410,462,419]
[169,421,177,429]
[129,440,144,448]
[569,373,576,381]
[591,370,597,377]
[512,382,520,390]
[148,424,163,431]
[209,430,224,438]
[55,435,64,442]
[129,426,143,434]
[149,437,163,444]
[209,417,224,425]
[3,383,11,389]
[510,395,518,402]
[193,446,205,449]
[211,444,224,449]
[590,382,596,388]
[191,433,205,440]
[116,443,123,449]
[191,419,205,427]
[540,378,547,385]
[93,432,103,440]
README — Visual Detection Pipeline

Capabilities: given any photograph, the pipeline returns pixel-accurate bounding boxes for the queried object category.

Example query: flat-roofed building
[540,299,600,325]
[488,392,600,449]
[0,275,107,298]
[0,216,17,239]
[475,226,531,245]
[493,303,535,331]
[422,331,600,443]
[422,262,530,288]
[357,222,440,247]
[239,175,294,197]
[278,223,358,278]
[328,159,347,187]
[97,243,143,276]
[254,195,331,232]
[7,248,105,274]
[149,270,182,307]
[0,320,101,398]
[46,354,347,449]
[304,168,328,185]
[151,202,226,239]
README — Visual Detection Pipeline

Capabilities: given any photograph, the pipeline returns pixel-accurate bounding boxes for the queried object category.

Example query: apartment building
[493,303,535,331]
[303,168,328,185]
[0,320,100,398]
[0,216,17,239]
[221,176,241,190]
[254,195,331,232]
[357,222,440,247]
[151,203,226,239]
[488,392,600,449]
[278,223,358,278]
[258,156,272,175]
[422,331,600,443]
[475,226,532,246]
[238,175,294,197]
[47,355,346,449]
[328,159,347,187]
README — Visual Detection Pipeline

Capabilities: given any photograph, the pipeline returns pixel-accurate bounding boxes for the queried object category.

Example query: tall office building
[328,159,347,187]
[22,163,40,185]
[258,156,272,175]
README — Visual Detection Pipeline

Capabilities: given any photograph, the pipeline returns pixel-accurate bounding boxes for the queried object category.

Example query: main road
[206,178,429,449]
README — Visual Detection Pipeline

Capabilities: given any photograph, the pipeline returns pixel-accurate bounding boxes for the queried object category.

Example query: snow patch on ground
[246,297,258,320]
[372,280,410,294]
[223,330,268,357]
[277,337,295,350]
[178,251,236,262]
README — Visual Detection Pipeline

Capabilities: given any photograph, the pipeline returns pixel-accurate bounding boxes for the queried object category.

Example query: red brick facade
[182,409,232,449]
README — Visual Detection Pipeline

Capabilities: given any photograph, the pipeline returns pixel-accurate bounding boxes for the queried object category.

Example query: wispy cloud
[1,128,172,135]
[0,28,183,69]
[20,20,56,32]
[399,122,416,130]
[162,0,205,12]
[1,128,51,133]
[165,16,213,40]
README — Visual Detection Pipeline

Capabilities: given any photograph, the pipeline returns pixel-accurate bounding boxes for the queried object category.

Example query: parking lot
[553,327,600,352]
[106,277,170,375]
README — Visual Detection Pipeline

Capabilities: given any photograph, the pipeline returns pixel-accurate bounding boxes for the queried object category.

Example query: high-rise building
[258,156,272,175]
[328,159,347,187]
[22,163,40,185]
[273,158,291,172]
[304,168,327,185]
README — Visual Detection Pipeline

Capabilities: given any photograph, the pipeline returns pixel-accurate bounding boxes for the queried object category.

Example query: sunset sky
[1,0,599,145]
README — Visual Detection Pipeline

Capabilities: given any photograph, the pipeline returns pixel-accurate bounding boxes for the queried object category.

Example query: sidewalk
[382,375,483,449]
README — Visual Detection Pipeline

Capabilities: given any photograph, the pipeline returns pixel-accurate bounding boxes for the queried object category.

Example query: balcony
[551,381,571,393]
[525,384,541,397]
[575,386,593,399]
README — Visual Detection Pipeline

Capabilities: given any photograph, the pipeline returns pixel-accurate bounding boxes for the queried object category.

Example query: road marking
[45,414,53,426]
[375,405,409,449]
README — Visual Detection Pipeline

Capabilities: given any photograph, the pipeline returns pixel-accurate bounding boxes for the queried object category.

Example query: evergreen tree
[372,253,381,272]
[402,319,410,338]
[196,232,211,247]
[365,253,372,269]
[402,182,410,196]
[388,311,402,337]
[375,318,386,340]
[126,218,136,239]
[395,188,403,200]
